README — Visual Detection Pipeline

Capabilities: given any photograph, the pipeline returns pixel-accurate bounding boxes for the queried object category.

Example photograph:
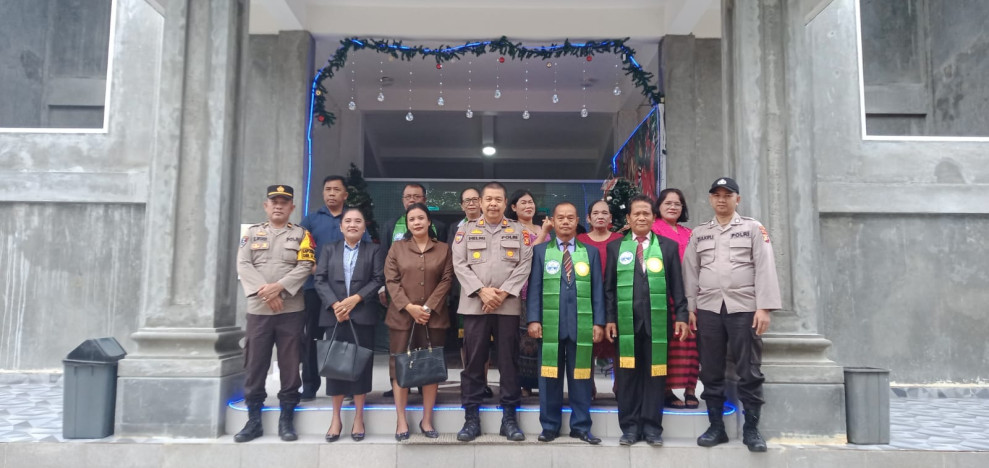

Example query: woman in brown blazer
[384,202,454,441]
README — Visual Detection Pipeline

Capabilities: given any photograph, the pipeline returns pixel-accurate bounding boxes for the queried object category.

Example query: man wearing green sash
[526,202,606,445]
[604,194,689,446]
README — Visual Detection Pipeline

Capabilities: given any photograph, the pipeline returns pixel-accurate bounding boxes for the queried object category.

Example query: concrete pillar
[722,0,845,439]
[115,0,249,437]
[242,31,314,225]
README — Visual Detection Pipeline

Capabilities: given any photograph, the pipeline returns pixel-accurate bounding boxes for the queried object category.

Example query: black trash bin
[63,337,127,439]
[844,367,890,444]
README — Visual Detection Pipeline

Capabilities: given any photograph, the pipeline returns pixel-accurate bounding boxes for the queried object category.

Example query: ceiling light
[482,146,496,157]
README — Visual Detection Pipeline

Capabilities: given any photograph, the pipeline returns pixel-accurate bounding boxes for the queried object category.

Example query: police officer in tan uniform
[452,181,533,442]
[235,185,315,443]
[682,177,781,452]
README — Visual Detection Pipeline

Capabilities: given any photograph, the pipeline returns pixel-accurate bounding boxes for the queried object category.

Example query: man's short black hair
[460,187,480,202]
[481,181,507,198]
[323,175,346,187]
[628,194,657,217]
[552,201,578,217]
[404,182,427,198]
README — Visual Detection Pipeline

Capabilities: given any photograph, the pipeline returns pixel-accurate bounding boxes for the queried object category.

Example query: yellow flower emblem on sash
[574,262,590,277]
[647,257,663,273]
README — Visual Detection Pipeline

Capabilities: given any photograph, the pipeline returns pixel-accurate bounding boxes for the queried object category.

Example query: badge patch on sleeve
[297,231,316,262]
[455,231,465,243]
[522,233,531,246]
[240,235,248,248]
[759,225,770,243]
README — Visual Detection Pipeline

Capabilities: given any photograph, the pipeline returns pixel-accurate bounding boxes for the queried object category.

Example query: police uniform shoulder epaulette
[740,216,757,222]
[249,222,267,229]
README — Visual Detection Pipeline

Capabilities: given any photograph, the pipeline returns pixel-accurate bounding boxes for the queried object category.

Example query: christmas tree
[345,163,380,241]
[604,177,639,233]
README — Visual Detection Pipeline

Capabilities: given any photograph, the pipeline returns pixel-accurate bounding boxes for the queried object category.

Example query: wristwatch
[422,305,431,314]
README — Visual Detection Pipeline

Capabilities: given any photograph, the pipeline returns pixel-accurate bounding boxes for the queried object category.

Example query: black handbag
[393,323,448,388]
[316,320,373,382]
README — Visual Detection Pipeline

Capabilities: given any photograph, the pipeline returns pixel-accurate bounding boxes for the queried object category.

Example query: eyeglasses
[661,201,683,208]
[462,197,480,205]
[402,194,424,201]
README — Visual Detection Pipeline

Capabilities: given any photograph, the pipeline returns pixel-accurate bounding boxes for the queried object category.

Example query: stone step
[225,397,740,441]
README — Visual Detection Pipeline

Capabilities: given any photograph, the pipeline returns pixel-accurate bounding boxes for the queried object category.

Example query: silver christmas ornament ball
[405,111,414,122]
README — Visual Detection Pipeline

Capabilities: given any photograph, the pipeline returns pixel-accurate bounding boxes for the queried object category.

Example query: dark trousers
[243,311,306,405]
[615,331,666,437]
[461,314,521,407]
[538,338,593,434]
[696,303,765,409]
[300,289,325,396]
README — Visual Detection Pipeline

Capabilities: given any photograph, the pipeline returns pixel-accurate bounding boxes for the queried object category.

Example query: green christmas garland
[312,36,663,128]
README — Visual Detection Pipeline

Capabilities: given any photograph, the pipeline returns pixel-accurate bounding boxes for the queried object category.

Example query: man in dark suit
[526,202,606,445]
[604,194,689,447]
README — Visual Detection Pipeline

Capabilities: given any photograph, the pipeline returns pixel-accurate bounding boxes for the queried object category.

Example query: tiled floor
[2,375,988,451]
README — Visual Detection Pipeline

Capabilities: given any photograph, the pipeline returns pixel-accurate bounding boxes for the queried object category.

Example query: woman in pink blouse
[651,188,700,409]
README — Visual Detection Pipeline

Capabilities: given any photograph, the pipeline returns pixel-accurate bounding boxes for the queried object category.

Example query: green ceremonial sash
[540,243,594,379]
[392,215,437,241]
[616,233,668,377]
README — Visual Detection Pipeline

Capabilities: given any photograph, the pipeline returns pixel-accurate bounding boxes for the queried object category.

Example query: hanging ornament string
[494,56,503,99]
[522,62,530,120]
[348,53,357,111]
[311,37,664,127]
[551,61,559,104]
[376,58,385,102]
[581,57,589,118]
[406,61,414,122]
[437,62,445,106]
[613,57,623,96]
[466,60,474,119]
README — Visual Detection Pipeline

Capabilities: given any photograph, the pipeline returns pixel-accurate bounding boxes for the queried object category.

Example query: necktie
[562,242,574,284]
[636,236,647,272]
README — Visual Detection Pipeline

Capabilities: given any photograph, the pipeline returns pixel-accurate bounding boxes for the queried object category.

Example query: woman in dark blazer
[314,207,385,443]
[384,203,454,440]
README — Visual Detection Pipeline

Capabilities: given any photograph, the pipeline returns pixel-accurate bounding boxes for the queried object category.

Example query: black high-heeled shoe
[419,421,439,439]
[325,431,340,443]
[351,431,365,442]
[395,430,410,441]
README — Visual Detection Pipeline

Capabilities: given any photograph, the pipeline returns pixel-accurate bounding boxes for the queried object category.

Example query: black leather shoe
[325,432,340,443]
[570,430,602,445]
[351,432,365,442]
[644,433,664,447]
[419,421,439,439]
[537,430,558,442]
[395,431,410,441]
[619,433,640,446]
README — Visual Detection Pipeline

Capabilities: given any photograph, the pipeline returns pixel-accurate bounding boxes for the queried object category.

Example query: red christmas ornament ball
[317,115,325,122]
[436,63,442,69]
[498,56,505,63]
[586,55,593,62]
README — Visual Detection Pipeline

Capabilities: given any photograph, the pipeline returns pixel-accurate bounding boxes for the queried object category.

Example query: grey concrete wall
[820,214,989,383]
[661,35,724,223]
[0,0,163,370]
[810,0,989,383]
[0,203,145,368]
